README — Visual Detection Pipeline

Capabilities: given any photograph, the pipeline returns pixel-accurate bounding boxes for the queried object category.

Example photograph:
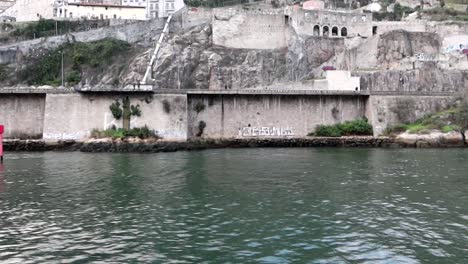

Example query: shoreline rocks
[395,131,466,148]
[2,135,466,153]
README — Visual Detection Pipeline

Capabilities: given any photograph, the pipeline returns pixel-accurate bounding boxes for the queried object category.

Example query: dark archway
[341,27,348,37]
[323,26,329,37]
[313,25,320,36]
[332,26,338,36]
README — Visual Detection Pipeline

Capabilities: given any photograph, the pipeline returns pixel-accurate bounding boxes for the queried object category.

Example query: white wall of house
[326,71,361,91]
[122,0,147,7]
[57,3,146,20]
[2,0,55,21]
[2,0,183,21]
[147,0,184,18]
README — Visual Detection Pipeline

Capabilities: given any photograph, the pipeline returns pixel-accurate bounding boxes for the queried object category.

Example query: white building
[2,0,184,21]
[56,1,146,20]
[1,0,55,21]
[122,0,147,7]
[147,0,184,18]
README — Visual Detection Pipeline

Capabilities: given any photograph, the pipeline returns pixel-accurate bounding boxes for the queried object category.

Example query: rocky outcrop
[4,137,398,153]
[152,24,345,89]
[395,131,465,147]
[377,30,440,68]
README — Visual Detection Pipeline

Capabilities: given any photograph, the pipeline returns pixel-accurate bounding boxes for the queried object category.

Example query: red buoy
[0,125,3,162]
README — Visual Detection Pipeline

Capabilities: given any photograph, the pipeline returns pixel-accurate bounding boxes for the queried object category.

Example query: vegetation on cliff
[384,104,468,141]
[0,19,110,43]
[19,38,132,86]
[309,118,373,137]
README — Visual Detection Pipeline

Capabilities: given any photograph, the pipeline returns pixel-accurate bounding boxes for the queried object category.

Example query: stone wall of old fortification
[290,9,373,38]
[187,94,367,138]
[42,93,187,141]
[212,12,289,49]
[0,94,46,139]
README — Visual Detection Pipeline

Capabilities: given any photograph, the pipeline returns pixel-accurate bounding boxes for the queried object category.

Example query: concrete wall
[0,94,46,139]
[367,95,458,135]
[212,13,289,50]
[43,93,187,141]
[187,94,367,138]
[326,71,360,91]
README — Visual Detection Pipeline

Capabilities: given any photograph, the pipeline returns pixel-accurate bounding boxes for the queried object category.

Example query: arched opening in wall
[313,25,320,36]
[284,15,289,26]
[373,26,378,35]
[341,27,347,37]
[332,26,338,36]
[323,26,329,37]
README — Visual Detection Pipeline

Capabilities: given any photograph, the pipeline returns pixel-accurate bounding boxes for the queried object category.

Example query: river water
[0,149,467,263]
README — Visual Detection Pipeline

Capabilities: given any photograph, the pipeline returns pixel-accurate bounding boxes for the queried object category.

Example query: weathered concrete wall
[0,94,45,139]
[187,94,367,138]
[212,13,289,50]
[43,93,187,141]
[367,95,458,135]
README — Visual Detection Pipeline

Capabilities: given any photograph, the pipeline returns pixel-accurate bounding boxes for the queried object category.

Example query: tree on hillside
[454,99,468,145]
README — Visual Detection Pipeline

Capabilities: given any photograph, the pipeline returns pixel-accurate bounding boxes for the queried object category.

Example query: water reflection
[0,149,467,263]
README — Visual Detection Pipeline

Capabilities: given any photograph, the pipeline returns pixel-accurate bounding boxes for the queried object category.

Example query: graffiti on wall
[239,126,294,137]
[414,52,437,61]
[444,44,468,53]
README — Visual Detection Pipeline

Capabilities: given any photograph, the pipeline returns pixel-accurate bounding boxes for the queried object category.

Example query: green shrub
[110,101,123,119]
[312,125,343,137]
[91,126,157,139]
[338,118,373,136]
[66,70,81,84]
[194,101,206,113]
[309,118,373,137]
[196,121,206,137]
[383,124,407,136]
[406,123,428,134]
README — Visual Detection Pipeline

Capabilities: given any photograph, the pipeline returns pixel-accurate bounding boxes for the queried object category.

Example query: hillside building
[1,0,184,21]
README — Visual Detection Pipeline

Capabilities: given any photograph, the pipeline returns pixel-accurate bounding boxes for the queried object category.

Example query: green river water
[0,148,467,263]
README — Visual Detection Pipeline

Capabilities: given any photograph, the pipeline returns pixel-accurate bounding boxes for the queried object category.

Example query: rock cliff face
[152,24,345,89]
[377,30,441,68]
